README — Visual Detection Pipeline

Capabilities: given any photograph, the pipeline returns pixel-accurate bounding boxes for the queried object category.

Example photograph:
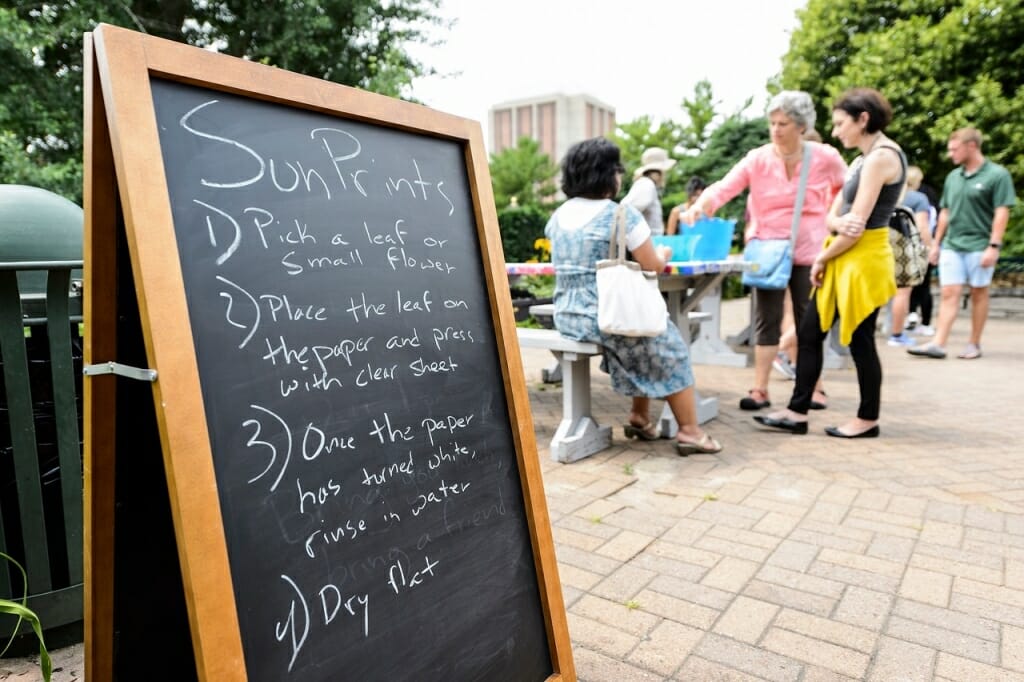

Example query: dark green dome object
[0,184,83,298]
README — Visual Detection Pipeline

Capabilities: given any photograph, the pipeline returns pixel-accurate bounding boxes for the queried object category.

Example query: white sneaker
[906,312,919,330]
[772,352,796,380]
[914,324,935,337]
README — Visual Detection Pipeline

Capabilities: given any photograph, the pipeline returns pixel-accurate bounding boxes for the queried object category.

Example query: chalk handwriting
[242,404,292,492]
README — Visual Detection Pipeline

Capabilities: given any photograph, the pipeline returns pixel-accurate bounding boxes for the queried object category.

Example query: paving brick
[765,539,819,572]
[868,534,916,563]
[552,525,607,552]
[702,557,761,593]
[646,537,721,568]
[915,540,1005,569]
[909,552,1003,587]
[571,593,660,637]
[707,524,784,550]
[603,505,677,536]
[949,592,1024,628]
[689,500,766,530]
[752,512,802,537]
[570,646,665,682]
[555,544,622,576]
[807,501,850,524]
[555,513,623,540]
[647,574,734,610]
[844,514,921,539]
[696,534,772,563]
[789,528,868,553]
[590,563,657,602]
[900,566,952,607]
[661,517,712,546]
[757,564,845,598]
[888,494,929,518]
[894,598,1000,640]
[674,655,768,681]
[955,576,1024,608]
[887,615,999,664]
[556,562,604,591]
[574,498,627,522]
[964,505,1006,532]
[834,586,895,629]
[853,488,891,511]
[820,483,860,506]
[565,612,640,659]
[761,627,870,678]
[743,579,836,618]
[694,633,803,682]
[920,520,964,547]
[966,526,1024,550]
[629,550,709,583]
[802,666,858,682]
[781,610,875,652]
[810,560,900,594]
[595,529,655,562]
[634,587,719,630]
[1005,624,1024,673]
[627,618,704,676]
[1008,557,1024,589]
[867,636,937,681]
[712,595,780,643]
[925,500,966,523]
[934,652,1024,682]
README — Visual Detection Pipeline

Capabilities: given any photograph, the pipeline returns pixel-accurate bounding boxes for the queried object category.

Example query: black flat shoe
[824,425,880,439]
[809,390,827,410]
[753,415,808,435]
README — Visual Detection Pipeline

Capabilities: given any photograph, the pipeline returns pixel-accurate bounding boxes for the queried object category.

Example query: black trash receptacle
[0,184,84,655]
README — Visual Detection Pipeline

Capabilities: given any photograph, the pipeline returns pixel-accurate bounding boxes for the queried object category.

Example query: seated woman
[544,138,722,455]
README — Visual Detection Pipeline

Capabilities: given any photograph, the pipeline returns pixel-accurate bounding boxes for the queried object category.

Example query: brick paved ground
[3,297,1022,681]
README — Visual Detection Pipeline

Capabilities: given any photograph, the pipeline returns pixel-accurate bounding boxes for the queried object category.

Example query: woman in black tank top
[755,88,903,439]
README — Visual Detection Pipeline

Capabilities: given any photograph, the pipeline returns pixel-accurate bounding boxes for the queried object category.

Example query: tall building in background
[489,93,616,164]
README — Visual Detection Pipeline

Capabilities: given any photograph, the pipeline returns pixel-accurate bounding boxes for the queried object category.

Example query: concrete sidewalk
[4,297,1023,681]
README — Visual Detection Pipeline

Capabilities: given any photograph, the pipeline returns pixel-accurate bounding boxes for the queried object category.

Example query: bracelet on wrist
[989,242,1001,249]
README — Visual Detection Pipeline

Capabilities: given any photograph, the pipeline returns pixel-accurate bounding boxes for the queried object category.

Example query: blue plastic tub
[653,217,735,261]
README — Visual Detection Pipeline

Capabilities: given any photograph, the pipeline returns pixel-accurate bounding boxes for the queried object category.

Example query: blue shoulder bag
[742,143,812,290]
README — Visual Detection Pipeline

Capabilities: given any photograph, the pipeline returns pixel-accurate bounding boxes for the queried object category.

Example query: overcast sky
[408,0,808,145]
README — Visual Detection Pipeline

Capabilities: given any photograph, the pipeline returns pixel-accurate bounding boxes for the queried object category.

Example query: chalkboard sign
[84,24,573,682]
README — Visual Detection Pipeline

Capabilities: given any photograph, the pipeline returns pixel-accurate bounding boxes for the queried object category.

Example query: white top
[554,198,651,251]
[621,176,664,236]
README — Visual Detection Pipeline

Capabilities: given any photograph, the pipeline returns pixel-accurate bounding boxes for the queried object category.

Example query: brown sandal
[624,422,661,441]
[739,388,771,411]
[675,433,723,456]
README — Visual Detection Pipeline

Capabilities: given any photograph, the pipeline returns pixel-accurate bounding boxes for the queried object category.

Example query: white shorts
[938,249,995,288]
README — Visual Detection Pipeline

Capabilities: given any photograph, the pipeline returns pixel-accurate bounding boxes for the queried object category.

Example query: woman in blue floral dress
[545,138,722,455]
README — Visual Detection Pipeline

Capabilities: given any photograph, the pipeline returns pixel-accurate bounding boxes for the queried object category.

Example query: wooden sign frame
[83,23,573,681]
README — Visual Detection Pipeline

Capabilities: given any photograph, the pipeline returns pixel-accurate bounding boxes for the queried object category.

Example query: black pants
[788,295,882,420]
[909,263,934,325]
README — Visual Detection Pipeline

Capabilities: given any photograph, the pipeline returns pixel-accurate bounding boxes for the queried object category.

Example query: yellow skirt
[816,228,896,346]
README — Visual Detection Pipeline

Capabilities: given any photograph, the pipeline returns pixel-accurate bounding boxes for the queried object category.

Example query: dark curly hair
[560,137,623,199]
[832,88,893,133]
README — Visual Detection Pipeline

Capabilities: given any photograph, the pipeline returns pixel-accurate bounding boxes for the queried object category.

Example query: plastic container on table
[653,217,735,261]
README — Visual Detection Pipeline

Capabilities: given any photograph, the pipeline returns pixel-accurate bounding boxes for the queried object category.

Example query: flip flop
[624,422,661,441]
[957,344,982,359]
[674,433,722,456]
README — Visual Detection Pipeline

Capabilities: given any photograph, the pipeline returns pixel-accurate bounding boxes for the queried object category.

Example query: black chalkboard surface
[145,78,552,681]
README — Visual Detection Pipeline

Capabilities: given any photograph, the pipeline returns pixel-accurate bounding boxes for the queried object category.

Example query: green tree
[0,0,444,204]
[780,0,1024,254]
[488,136,558,210]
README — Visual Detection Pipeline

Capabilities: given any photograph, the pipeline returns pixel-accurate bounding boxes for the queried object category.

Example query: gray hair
[767,90,816,132]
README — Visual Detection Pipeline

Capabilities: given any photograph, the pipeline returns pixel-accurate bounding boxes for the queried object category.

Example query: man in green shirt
[909,127,1017,359]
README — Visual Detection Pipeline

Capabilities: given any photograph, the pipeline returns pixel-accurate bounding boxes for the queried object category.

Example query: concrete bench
[528,303,711,383]
[515,327,611,463]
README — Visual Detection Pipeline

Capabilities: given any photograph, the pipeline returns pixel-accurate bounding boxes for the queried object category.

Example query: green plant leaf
[1,552,52,681]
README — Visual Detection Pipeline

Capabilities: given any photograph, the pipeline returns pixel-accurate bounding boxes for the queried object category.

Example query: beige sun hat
[633,147,677,179]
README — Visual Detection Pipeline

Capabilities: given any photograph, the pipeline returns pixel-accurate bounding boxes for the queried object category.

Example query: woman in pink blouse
[682,91,847,412]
